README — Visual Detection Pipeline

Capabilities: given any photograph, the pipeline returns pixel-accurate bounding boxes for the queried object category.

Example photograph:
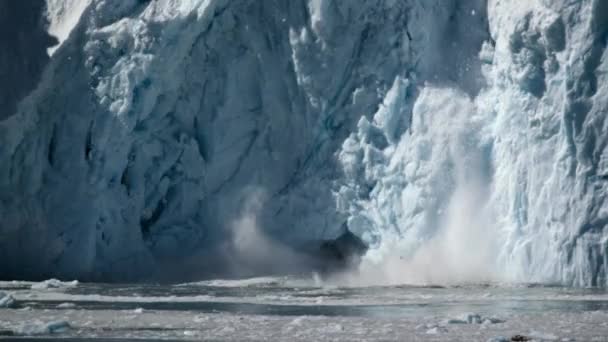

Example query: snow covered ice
[1,0,608,338]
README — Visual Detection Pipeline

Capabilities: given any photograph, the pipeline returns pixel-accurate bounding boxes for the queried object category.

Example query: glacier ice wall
[338,0,608,286]
[484,0,608,286]
[46,0,91,55]
[0,0,606,285]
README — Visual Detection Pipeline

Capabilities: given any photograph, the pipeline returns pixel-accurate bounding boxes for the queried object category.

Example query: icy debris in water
[183,330,197,337]
[416,323,439,330]
[31,279,79,290]
[47,321,71,333]
[426,326,448,334]
[16,320,71,335]
[528,331,559,340]
[0,292,16,308]
[56,302,76,309]
[193,316,209,323]
[218,326,236,334]
[323,323,344,333]
[483,318,505,324]
[288,317,307,326]
[133,308,144,314]
[17,321,49,335]
[487,337,509,342]
[445,313,504,325]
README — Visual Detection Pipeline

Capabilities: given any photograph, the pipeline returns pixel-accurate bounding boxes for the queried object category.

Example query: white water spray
[336,87,503,286]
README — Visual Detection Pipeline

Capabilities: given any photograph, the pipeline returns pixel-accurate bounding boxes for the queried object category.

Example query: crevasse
[0,0,606,286]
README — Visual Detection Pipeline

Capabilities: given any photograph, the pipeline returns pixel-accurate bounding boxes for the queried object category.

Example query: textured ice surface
[45,0,91,55]
[338,0,608,286]
[0,0,607,285]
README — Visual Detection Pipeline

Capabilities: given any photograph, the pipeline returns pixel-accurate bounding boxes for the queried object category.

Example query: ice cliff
[0,0,606,286]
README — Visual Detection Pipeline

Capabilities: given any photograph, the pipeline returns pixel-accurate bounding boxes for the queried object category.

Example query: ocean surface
[1,277,608,341]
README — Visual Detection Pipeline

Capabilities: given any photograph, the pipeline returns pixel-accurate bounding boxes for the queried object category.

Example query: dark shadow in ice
[0,1,58,120]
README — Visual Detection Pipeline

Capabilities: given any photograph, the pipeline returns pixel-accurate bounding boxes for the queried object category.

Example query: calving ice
[0,0,607,288]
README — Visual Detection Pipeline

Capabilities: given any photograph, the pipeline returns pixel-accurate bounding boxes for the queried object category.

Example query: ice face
[0,0,606,285]
[1,0,429,280]
[45,0,92,55]
[337,0,608,286]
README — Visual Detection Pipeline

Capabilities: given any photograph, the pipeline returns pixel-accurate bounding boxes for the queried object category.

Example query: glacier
[0,0,606,286]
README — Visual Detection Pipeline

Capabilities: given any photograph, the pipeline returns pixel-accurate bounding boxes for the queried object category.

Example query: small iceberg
[15,320,71,336]
[31,279,79,290]
[0,292,15,308]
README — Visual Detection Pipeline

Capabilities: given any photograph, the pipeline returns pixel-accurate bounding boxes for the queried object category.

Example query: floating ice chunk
[15,323,47,336]
[218,326,236,334]
[183,330,197,337]
[0,292,15,308]
[47,321,71,334]
[483,317,506,324]
[445,318,467,324]
[15,320,71,336]
[31,279,79,290]
[56,302,76,309]
[193,316,209,324]
[323,323,344,333]
[133,307,144,314]
[288,317,307,326]
[445,313,504,325]
[464,313,482,324]
[487,337,509,342]
[528,331,559,340]
[426,326,448,334]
